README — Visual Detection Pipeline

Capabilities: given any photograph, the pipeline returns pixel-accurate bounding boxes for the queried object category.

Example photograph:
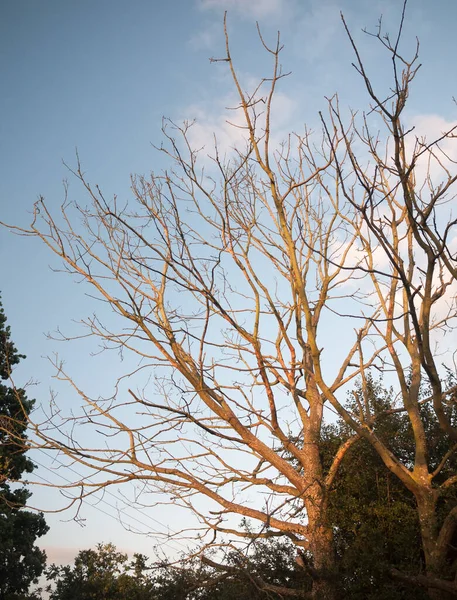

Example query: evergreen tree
[0,298,49,600]
[320,374,457,599]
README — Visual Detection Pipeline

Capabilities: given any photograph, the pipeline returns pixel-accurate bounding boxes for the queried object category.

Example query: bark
[416,489,455,600]
[301,441,339,600]
[307,525,338,600]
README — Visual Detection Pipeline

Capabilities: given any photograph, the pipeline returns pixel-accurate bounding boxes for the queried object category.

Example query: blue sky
[1,0,457,567]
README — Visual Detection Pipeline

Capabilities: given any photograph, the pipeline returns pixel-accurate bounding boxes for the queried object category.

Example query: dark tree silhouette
[0,298,49,600]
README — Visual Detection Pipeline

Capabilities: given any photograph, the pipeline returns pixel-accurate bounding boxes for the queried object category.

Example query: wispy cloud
[197,0,289,20]
[181,95,250,163]
[191,0,298,50]
[406,114,457,188]
[291,0,342,64]
[189,20,222,50]
[179,87,298,168]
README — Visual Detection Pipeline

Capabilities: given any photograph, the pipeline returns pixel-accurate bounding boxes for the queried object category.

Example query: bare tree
[4,4,457,599]
[318,8,457,598]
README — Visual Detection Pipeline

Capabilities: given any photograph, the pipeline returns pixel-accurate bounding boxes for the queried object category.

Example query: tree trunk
[308,523,339,600]
[302,440,339,600]
[416,489,454,600]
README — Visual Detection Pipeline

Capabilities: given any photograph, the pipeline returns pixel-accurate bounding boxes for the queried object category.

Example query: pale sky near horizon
[1,0,457,568]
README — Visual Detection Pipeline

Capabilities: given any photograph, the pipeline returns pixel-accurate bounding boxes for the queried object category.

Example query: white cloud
[406,114,457,190]
[197,0,288,20]
[189,20,222,50]
[182,97,248,161]
[179,85,298,167]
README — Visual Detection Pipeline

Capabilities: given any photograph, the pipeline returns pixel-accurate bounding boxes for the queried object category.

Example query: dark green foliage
[320,374,457,599]
[324,427,425,599]
[149,562,197,600]
[46,543,157,600]
[0,299,49,600]
[0,303,34,485]
[198,537,310,600]
[0,489,49,600]
[0,307,25,380]
[46,540,310,600]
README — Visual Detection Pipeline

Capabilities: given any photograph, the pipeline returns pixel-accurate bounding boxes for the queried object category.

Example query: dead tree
[4,3,457,598]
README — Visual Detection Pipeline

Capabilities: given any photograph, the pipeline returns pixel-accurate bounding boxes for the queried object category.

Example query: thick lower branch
[391,568,457,596]
[202,556,311,598]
